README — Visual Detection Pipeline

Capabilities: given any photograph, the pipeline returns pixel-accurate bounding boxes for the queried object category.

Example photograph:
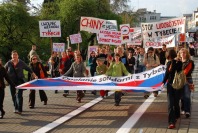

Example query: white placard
[53,43,65,52]
[98,30,122,45]
[39,20,61,37]
[141,17,186,41]
[69,33,82,44]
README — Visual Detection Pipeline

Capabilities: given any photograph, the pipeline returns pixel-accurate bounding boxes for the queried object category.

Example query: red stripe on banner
[116,80,144,86]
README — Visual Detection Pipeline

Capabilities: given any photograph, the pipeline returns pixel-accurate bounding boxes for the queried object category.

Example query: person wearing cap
[96,57,108,98]
[4,50,37,114]
[28,55,48,109]
[106,53,130,106]
[0,57,15,119]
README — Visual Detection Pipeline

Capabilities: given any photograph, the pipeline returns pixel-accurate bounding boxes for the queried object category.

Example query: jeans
[181,78,192,113]
[10,85,16,106]
[15,89,23,112]
[167,83,181,124]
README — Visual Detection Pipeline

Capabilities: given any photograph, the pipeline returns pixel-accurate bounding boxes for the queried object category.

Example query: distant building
[137,8,161,24]
[136,8,176,26]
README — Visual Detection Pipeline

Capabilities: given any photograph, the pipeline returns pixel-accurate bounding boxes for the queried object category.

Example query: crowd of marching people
[0,42,196,130]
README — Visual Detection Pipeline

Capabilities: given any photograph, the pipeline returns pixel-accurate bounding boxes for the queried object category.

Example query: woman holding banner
[63,54,87,103]
[28,55,48,109]
[161,49,182,129]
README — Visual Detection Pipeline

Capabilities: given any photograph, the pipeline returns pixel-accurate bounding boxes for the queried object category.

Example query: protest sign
[120,24,131,43]
[128,27,142,45]
[98,30,122,45]
[141,17,186,41]
[69,33,82,44]
[88,46,98,59]
[80,17,117,33]
[39,20,61,37]
[144,35,175,48]
[53,43,65,52]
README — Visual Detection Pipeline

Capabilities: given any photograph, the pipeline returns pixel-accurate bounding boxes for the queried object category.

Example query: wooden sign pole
[66,37,70,49]
[50,37,53,55]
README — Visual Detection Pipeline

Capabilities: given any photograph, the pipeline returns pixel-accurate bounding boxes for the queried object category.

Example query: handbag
[172,70,186,90]
[39,64,45,79]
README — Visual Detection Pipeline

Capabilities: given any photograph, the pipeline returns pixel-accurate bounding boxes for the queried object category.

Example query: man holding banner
[143,47,160,98]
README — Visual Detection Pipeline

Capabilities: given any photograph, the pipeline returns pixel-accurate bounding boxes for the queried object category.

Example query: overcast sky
[131,0,198,16]
[1,0,198,17]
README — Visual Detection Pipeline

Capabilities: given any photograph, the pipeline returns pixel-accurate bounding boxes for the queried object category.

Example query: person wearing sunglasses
[28,55,48,109]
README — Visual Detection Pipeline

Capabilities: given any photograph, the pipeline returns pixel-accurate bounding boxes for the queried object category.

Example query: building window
[150,16,156,20]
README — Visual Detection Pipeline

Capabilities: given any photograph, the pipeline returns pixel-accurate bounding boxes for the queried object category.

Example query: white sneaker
[181,111,185,115]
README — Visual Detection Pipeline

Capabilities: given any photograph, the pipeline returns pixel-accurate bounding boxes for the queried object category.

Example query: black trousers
[0,88,5,111]
[29,90,48,107]
[167,83,181,124]
[114,91,122,104]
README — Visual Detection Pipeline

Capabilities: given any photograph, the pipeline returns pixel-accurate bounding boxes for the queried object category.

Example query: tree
[110,0,130,14]
[0,3,38,61]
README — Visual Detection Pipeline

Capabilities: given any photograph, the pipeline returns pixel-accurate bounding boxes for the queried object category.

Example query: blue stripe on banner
[138,73,164,87]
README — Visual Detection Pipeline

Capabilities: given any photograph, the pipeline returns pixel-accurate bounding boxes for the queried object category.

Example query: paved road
[0,59,198,133]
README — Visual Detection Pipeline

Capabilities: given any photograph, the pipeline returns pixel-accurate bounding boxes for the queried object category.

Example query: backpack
[172,70,186,90]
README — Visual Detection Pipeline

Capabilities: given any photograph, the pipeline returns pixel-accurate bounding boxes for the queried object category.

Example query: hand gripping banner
[17,66,165,92]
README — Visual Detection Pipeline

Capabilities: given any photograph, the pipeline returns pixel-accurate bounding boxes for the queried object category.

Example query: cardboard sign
[53,43,65,52]
[39,20,61,37]
[69,33,82,44]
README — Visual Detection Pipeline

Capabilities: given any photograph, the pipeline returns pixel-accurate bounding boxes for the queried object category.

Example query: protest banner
[120,24,131,43]
[144,35,175,48]
[39,20,61,37]
[69,33,82,44]
[17,66,165,92]
[141,17,186,41]
[80,17,117,33]
[53,43,65,52]
[98,30,122,45]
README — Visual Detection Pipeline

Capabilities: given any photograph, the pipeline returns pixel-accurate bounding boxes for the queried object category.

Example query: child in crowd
[96,58,108,98]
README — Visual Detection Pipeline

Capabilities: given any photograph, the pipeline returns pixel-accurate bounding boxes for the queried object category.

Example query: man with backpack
[143,47,160,98]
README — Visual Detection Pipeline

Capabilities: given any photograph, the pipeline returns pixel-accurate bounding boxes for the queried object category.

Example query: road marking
[116,92,161,133]
[33,92,114,133]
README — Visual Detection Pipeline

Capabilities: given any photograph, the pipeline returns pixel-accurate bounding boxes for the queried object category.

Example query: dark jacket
[162,60,182,84]
[0,65,15,89]
[28,62,48,80]
[4,59,33,84]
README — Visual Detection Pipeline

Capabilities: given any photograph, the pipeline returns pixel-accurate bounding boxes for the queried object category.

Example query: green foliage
[0,3,38,62]
[0,0,138,63]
